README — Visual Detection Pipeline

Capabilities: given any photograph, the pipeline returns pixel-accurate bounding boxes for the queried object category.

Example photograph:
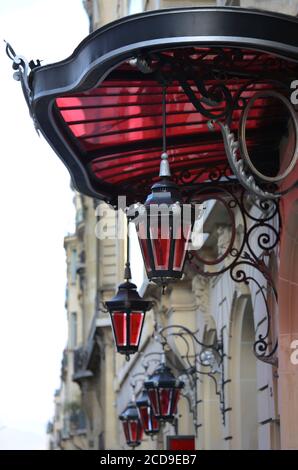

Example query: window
[70,312,77,349]
[70,249,77,284]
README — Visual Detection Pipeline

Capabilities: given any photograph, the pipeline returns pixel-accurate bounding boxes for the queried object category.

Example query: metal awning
[8,7,298,205]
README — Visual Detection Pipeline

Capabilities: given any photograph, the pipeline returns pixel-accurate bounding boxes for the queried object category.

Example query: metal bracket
[187,185,279,366]
[157,324,228,430]
[5,41,40,133]
[209,120,279,200]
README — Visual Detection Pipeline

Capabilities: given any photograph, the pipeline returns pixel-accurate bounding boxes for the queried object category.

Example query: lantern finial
[159,152,171,178]
[124,261,132,282]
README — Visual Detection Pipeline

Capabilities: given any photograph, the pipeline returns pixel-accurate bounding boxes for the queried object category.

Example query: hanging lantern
[136,389,160,437]
[134,86,194,286]
[119,402,143,448]
[144,363,184,422]
[135,167,194,286]
[105,215,151,359]
[105,269,151,359]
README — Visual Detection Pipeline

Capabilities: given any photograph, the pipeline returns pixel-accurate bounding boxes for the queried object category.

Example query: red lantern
[119,402,143,448]
[136,389,160,437]
[144,363,184,422]
[134,86,194,286]
[105,277,151,359]
[135,170,193,285]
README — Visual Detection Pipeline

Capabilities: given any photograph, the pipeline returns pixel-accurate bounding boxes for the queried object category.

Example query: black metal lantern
[144,363,184,422]
[134,87,194,286]
[136,389,160,437]
[105,216,151,359]
[119,402,143,448]
[135,171,194,285]
[105,263,151,359]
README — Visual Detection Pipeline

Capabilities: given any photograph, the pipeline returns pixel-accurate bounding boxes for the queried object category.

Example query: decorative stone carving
[217,225,232,260]
[192,275,214,330]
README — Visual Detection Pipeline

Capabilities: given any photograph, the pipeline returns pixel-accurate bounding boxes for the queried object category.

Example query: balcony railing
[73,347,88,374]
[60,349,68,381]
[73,346,93,383]
[69,410,87,434]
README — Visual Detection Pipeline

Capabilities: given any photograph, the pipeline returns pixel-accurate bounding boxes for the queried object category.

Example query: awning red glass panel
[27,7,298,205]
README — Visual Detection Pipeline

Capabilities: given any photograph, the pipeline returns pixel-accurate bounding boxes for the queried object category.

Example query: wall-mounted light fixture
[157,324,227,428]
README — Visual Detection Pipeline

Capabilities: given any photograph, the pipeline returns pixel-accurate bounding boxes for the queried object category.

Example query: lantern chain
[124,213,132,281]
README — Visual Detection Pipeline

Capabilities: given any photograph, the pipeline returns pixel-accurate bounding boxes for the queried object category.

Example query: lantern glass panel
[139,406,149,432]
[171,389,181,415]
[151,413,159,432]
[138,421,143,442]
[173,223,191,271]
[159,388,171,416]
[122,421,130,442]
[129,311,144,346]
[148,389,159,416]
[129,420,139,443]
[138,220,152,272]
[149,223,170,270]
[112,312,127,346]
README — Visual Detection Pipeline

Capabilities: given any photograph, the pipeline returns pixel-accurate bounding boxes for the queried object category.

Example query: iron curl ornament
[209,88,298,200]
[123,326,228,434]
[186,185,280,366]
[155,323,228,428]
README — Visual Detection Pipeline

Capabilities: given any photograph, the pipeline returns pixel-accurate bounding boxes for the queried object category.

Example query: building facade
[47,0,298,450]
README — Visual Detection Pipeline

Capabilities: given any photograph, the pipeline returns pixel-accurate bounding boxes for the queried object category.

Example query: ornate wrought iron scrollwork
[124,49,298,204]
[156,324,228,428]
[211,102,298,200]
[172,163,234,186]
[209,120,279,200]
[122,325,228,431]
[187,185,280,366]
[239,91,298,183]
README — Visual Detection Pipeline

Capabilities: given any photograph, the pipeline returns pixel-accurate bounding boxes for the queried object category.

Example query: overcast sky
[0,0,89,450]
